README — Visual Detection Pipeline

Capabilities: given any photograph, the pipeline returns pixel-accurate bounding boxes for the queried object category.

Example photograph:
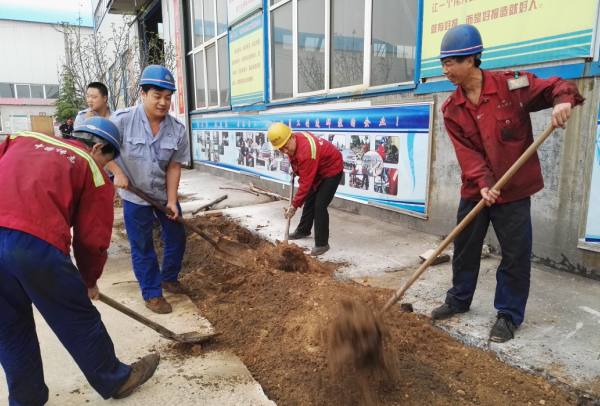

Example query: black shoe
[489,313,517,343]
[310,244,330,256]
[288,230,311,240]
[431,303,469,320]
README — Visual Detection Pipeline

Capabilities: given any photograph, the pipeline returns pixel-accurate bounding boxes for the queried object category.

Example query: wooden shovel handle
[382,124,556,313]
[99,293,176,339]
[126,185,222,252]
[284,174,296,241]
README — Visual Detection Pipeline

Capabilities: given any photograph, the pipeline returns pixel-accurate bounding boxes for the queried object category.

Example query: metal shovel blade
[163,331,221,344]
[217,237,252,255]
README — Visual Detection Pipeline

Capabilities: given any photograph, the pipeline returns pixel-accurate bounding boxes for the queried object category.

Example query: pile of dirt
[166,216,577,406]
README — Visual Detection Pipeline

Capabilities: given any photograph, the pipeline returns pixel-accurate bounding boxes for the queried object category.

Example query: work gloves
[284,206,297,219]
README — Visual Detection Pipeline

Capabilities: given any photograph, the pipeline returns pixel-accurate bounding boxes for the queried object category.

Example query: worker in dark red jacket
[0,117,159,404]
[268,123,343,256]
[431,24,584,343]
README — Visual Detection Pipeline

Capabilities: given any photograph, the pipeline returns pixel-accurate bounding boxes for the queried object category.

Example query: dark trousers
[123,200,187,301]
[295,171,343,247]
[446,197,532,325]
[0,228,131,405]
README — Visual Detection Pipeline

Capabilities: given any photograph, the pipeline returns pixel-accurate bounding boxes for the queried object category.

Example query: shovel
[381,124,557,313]
[126,185,251,268]
[99,293,220,344]
[284,173,296,242]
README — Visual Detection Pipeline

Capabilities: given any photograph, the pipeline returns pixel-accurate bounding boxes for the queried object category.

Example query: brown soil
[166,217,576,406]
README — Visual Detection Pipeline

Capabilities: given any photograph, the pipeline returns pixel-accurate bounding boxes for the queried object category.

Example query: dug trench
[151,216,578,406]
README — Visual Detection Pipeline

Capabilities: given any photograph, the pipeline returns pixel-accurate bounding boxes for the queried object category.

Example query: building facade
[100,0,600,279]
[0,19,93,136]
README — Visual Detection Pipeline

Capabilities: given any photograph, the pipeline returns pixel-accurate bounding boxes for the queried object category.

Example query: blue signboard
[191,104,433,215]
[584,111,600,242]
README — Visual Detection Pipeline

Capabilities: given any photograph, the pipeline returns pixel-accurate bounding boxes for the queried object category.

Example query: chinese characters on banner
[421,0,596,78]
[229,13,265,106]
[173,0,184,114]
[227,0,263,27]
[191,104,433,215]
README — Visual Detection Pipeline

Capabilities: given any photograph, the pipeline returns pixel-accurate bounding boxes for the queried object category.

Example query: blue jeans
[0,228,131,406]
[123,200,187,301]
[446,197,532,326]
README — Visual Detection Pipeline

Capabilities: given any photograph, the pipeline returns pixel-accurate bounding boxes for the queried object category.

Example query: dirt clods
[269,242,310,273]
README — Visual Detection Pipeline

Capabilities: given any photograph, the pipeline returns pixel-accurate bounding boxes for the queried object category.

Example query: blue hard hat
[437,24,484,59]
[140,65,176,91]
[73,117,122,159]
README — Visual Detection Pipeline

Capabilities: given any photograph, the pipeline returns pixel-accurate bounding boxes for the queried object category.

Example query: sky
[0,0,94,27]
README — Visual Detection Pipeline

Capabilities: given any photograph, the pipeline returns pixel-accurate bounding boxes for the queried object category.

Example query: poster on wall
[191,104,433,216]
[10,115,28,132]
[229,12,265,106]
[584,108,600,243]
[420,0,596,78]
[228,0,262,27]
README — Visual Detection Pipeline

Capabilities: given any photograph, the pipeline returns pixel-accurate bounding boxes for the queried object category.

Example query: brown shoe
[161,281,185,294]
[145,296,172,314]
[113,354,160,399]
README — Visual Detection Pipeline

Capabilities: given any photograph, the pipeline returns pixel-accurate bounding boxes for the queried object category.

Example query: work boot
[145,296,172,314]
[489,313,517,343]
[311,244,330,256]
[113,354,160,399]
[431,303,469,320]
[288,230,311,240]
[161,281,185,294]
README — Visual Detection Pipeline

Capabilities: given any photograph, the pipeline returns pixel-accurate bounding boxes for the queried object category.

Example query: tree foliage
[55,15,176,111]
[53,70,85,123]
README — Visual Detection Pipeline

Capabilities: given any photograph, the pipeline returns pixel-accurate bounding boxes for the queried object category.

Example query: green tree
[53,71,85,124]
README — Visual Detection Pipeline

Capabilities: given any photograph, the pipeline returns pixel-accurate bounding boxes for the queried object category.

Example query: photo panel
[375,135,400,164]
[350,135,371,160]
[222,132,230,146]
[374,168,398,196]
[328,134,346,151]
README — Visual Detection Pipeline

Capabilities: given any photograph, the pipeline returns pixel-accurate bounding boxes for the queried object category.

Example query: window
[270,1,293,100]
[330,0,365,89]
[194,51,206,108]
[371,0,417,86]
[45,85,59,99]
[206,45,218,107]
[0,83,14,98]
[298,0,325,94]
[269,0,418,101]
[31,85,44,99]
[217,36,230,106]
[16,85,31,98]
[189,0,230,110]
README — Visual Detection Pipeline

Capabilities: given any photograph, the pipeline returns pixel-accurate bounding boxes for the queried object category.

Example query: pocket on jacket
[127,137,146,159]
[158,141,178,161]
[497,111,526,142]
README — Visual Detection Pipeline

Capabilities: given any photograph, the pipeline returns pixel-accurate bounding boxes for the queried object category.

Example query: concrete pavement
[0,225,276,406]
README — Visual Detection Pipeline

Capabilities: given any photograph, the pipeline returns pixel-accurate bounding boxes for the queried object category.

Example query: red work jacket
[442,69,584,202]
[289,131,343,208]
[0,132,114,288]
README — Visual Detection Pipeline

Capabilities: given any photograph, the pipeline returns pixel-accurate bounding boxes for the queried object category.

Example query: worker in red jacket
[0,117,159,404]
[431,24,584,343]
[268,123,343,255]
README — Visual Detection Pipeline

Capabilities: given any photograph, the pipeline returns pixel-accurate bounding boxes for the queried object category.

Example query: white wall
[0,104,59,136]
[0,20,93,85]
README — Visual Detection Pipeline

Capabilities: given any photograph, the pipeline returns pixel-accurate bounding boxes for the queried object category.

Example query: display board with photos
[191,104,432,215]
